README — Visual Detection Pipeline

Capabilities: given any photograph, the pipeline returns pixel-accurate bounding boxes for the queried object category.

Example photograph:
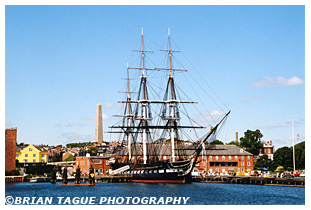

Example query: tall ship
[108,29,230,183]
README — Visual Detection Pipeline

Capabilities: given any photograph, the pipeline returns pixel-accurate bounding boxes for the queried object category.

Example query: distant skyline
[5,5,305,149]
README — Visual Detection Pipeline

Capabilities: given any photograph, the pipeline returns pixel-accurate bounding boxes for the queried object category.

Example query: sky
[4,5,305,149]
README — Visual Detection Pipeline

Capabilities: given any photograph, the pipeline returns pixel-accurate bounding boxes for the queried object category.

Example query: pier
[6,174,305,187]
[192,176,305,187]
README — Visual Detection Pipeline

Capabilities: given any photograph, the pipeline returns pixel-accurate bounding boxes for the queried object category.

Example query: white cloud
[210,110,225,116]
[252,76,304,88]
[258,119,305,130]
[196,110,225,122]
[104,103,122,109]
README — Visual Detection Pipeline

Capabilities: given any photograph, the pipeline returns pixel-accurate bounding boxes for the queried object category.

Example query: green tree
[254,154,273,169]
[65,154,76,161]
[210,140,224,145]
[227,141,240,147]
[87,147,98,156]
[294,141,305,170]
[239,129,263,155]
[273,146,293,170]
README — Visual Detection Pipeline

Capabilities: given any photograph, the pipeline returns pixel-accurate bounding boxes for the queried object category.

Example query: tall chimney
[95,103,103,143]
[235,132,238,144]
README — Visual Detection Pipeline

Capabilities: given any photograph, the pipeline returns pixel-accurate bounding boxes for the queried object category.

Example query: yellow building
[16,144,48,163]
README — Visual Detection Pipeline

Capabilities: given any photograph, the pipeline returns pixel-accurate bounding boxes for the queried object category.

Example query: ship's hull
[113,158,194,183]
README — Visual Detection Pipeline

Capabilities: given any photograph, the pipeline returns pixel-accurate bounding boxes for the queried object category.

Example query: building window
[80,160,83,166]
[87,159,90,165]
[29,148,32,151]
[106,160,109,165]
[16,154,19,157]
[83,160,85,165]
[42,159,45,163]
[229,156,232,160]
[222,156,225,160]
[42,154,45,157]
[216,168,219,172]
[210,162,238,167]
[25,160,28,163]
[247,156,250,160]
[241,156,244,160]
[209,156,212,160]
[33,159,36,162]
[237,168,240,172]
[241,168,244,172]
[33,154,36,157]
[235,156,238,160]
[216,156,218,160]
[25,154,28,157]
[268,149,271,154]
[203,161,206,166]
[241,162,244,166]
[99,168,103,173]
[164,156,167,160]
[94,160,102,164]
[247,162,250,166]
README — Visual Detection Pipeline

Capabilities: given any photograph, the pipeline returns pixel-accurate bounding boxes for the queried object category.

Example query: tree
[65,154,76,161]
[239,129,263,155]
[227,141,240,147]
[294,141,305,170]
[210,140,224,145]
[87,147,98,156]
[273,146,293,170]
[254,154,273,169]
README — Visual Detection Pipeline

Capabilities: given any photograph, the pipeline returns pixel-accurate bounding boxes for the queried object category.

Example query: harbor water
[5,182,305,205]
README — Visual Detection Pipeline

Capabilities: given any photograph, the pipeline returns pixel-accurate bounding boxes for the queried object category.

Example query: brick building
[113,143,254,175]
[76,156,110,176]
[5,128,17,172]
[258,141,274,160]
[195,145,254,175]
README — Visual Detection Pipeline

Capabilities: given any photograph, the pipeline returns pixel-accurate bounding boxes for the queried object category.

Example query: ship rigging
[108,29,230,183]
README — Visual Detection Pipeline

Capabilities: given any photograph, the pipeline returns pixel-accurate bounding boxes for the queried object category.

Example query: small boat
[30,177,51,183]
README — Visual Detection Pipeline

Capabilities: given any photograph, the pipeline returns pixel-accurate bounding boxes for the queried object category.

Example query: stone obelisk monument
[95,103,103,143]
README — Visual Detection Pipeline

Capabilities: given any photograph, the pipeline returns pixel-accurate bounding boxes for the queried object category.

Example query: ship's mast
[141,28,147,164]
[126,63,132,161]
[168,29,176,162]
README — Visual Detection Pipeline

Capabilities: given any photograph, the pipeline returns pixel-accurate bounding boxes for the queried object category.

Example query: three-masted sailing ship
[108,29,230,183]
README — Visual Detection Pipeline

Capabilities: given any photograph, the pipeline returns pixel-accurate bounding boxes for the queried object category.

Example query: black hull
[113,158,194,183]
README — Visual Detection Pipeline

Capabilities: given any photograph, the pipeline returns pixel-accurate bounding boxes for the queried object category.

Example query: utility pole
[292,119,295,173]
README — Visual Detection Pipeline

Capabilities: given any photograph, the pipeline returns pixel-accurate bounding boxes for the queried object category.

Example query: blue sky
[5,5,305,149]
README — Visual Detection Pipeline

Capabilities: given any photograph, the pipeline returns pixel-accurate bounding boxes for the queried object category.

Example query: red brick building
[258,141,274,160]
[113,143,254,175]
[5,128,17,172]
[76,156,110,176]
[194,145,254,175]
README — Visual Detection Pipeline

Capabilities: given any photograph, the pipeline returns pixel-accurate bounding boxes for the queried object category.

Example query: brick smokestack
[235,132,238,144]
